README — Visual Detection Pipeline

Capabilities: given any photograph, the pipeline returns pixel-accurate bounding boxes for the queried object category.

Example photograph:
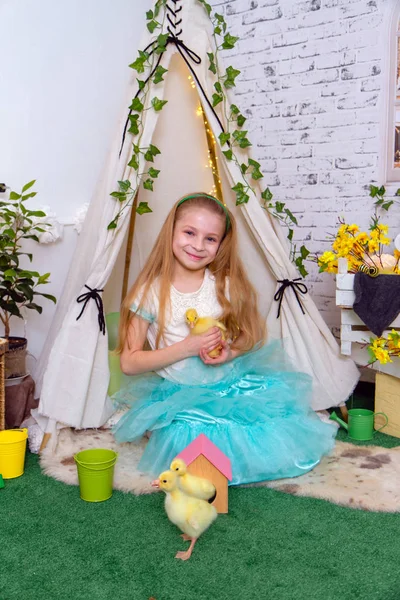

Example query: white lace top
[130,269,227,382]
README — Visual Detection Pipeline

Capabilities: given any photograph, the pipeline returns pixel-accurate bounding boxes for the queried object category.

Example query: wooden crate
[336,258,400,379]
[375,372,400,438]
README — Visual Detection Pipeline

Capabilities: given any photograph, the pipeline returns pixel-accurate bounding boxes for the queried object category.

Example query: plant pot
[5,337,27,379]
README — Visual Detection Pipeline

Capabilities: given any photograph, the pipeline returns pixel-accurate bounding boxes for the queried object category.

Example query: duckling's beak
[189,322,194,329]
[151,479,160,488]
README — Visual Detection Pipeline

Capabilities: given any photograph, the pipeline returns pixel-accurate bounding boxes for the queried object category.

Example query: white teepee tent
[33,0,359,449]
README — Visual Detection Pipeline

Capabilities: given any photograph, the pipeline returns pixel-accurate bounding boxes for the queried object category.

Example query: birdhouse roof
[177,433,232,481]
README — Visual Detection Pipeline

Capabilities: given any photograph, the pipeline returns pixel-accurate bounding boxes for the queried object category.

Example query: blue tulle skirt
[112,343,336,485]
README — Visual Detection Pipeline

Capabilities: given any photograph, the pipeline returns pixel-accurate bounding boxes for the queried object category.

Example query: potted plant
[0,180,56,378]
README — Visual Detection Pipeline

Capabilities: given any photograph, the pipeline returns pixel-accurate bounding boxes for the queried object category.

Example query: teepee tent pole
[121,193,139,303]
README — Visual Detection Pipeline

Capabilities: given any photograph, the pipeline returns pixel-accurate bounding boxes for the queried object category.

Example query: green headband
[177,193,231,231]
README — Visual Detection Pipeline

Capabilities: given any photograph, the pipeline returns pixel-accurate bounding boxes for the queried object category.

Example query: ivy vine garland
[109,0,310,277]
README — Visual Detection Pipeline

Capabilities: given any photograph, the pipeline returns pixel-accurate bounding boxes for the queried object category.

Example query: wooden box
[375,372,400,438]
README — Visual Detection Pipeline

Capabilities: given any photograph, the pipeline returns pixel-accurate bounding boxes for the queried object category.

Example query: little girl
[113,193,336,485]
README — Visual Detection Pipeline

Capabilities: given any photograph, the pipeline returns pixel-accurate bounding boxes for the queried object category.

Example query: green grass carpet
[1,387,400,600]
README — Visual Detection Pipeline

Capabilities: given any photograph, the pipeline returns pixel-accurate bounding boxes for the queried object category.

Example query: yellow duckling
[185,308,226,358]
[152,470,217,561]
[170,458,216,503]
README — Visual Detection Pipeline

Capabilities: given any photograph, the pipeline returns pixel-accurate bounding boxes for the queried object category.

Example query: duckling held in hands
[153,470,217,561]
[170,458,216,503]
[185,308,226,358]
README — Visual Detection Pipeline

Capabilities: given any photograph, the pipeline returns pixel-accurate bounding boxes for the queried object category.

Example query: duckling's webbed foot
[175,538,197,561]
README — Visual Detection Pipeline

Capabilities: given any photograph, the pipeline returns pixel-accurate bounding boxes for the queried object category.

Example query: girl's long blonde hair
[117,194,266,353]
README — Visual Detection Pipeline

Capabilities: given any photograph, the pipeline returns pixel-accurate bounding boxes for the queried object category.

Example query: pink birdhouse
[177,434,232,514]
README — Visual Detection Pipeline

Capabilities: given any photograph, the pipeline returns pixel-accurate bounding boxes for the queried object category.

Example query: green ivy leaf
[149,144,161,156]
[288,228,294,241]
[152,97,168,111]
[214,81,223,94]
[143,178,154,191]
[137,79,146,91]
[214,25,222,35]
[128,114,140,136]
[239,138,252,149]
[144,150,154,162]
[110,191,127,202]
[212,93,223,107]
[237,114,246,127]
[147,20,159,34]
[207,52,217,75]
[9,192,21,200]
[284,208,298,225]
[146,9,153,19]
[248,158,260,168]
[219,132,230,146]
[128,155,139,170]
[155,33,169,54]
[224,65,241,89]
[148,167,160,178]
[129,54,147,73]
[22,180,36,193]
[118,180,131,192]
[108,219,118,230]
[369,185,379,198]
[230,104,240,115]
[136,202,153,215]
[300,245,310,260]
[222,33,239,50]
[275,202,285,213]
[240,163,248,174]
[295,260,308,278]
[378,185,386,196]
[223,149,233,160]
[130,97,144,112]
[382,201,393,211]
[153,65,168,84]
[234,190,250,205]
[251,168,263,180]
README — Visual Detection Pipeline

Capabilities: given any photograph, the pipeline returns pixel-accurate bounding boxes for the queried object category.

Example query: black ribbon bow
[119,34,225,156]
[76,285,106,335]
[274,278,308,319]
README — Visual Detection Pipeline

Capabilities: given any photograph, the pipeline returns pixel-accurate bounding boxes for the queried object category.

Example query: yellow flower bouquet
[317,221,399,275]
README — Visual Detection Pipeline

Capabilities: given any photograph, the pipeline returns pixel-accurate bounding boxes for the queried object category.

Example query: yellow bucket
[0,428,28,479]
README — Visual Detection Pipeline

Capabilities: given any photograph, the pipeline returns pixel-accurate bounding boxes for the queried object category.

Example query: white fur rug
[39,428,400,512]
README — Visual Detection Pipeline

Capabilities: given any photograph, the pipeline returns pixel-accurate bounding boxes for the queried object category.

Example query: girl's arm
[120,315,223,376]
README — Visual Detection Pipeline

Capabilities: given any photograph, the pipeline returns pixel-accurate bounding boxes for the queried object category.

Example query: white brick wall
[214,0,400,333]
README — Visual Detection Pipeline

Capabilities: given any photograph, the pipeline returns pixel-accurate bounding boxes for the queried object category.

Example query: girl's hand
[199,339,233,366]
[182,327,222,358]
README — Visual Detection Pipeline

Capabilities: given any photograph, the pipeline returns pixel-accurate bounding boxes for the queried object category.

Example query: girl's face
[172,206,225,272]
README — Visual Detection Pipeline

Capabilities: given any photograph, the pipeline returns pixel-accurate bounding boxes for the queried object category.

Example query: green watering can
[330,408,388,441]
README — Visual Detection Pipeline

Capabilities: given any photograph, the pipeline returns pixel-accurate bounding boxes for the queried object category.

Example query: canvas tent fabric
[33,0,359,447]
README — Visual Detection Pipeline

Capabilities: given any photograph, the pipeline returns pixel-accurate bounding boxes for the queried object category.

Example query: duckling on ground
[152,470,217,561]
